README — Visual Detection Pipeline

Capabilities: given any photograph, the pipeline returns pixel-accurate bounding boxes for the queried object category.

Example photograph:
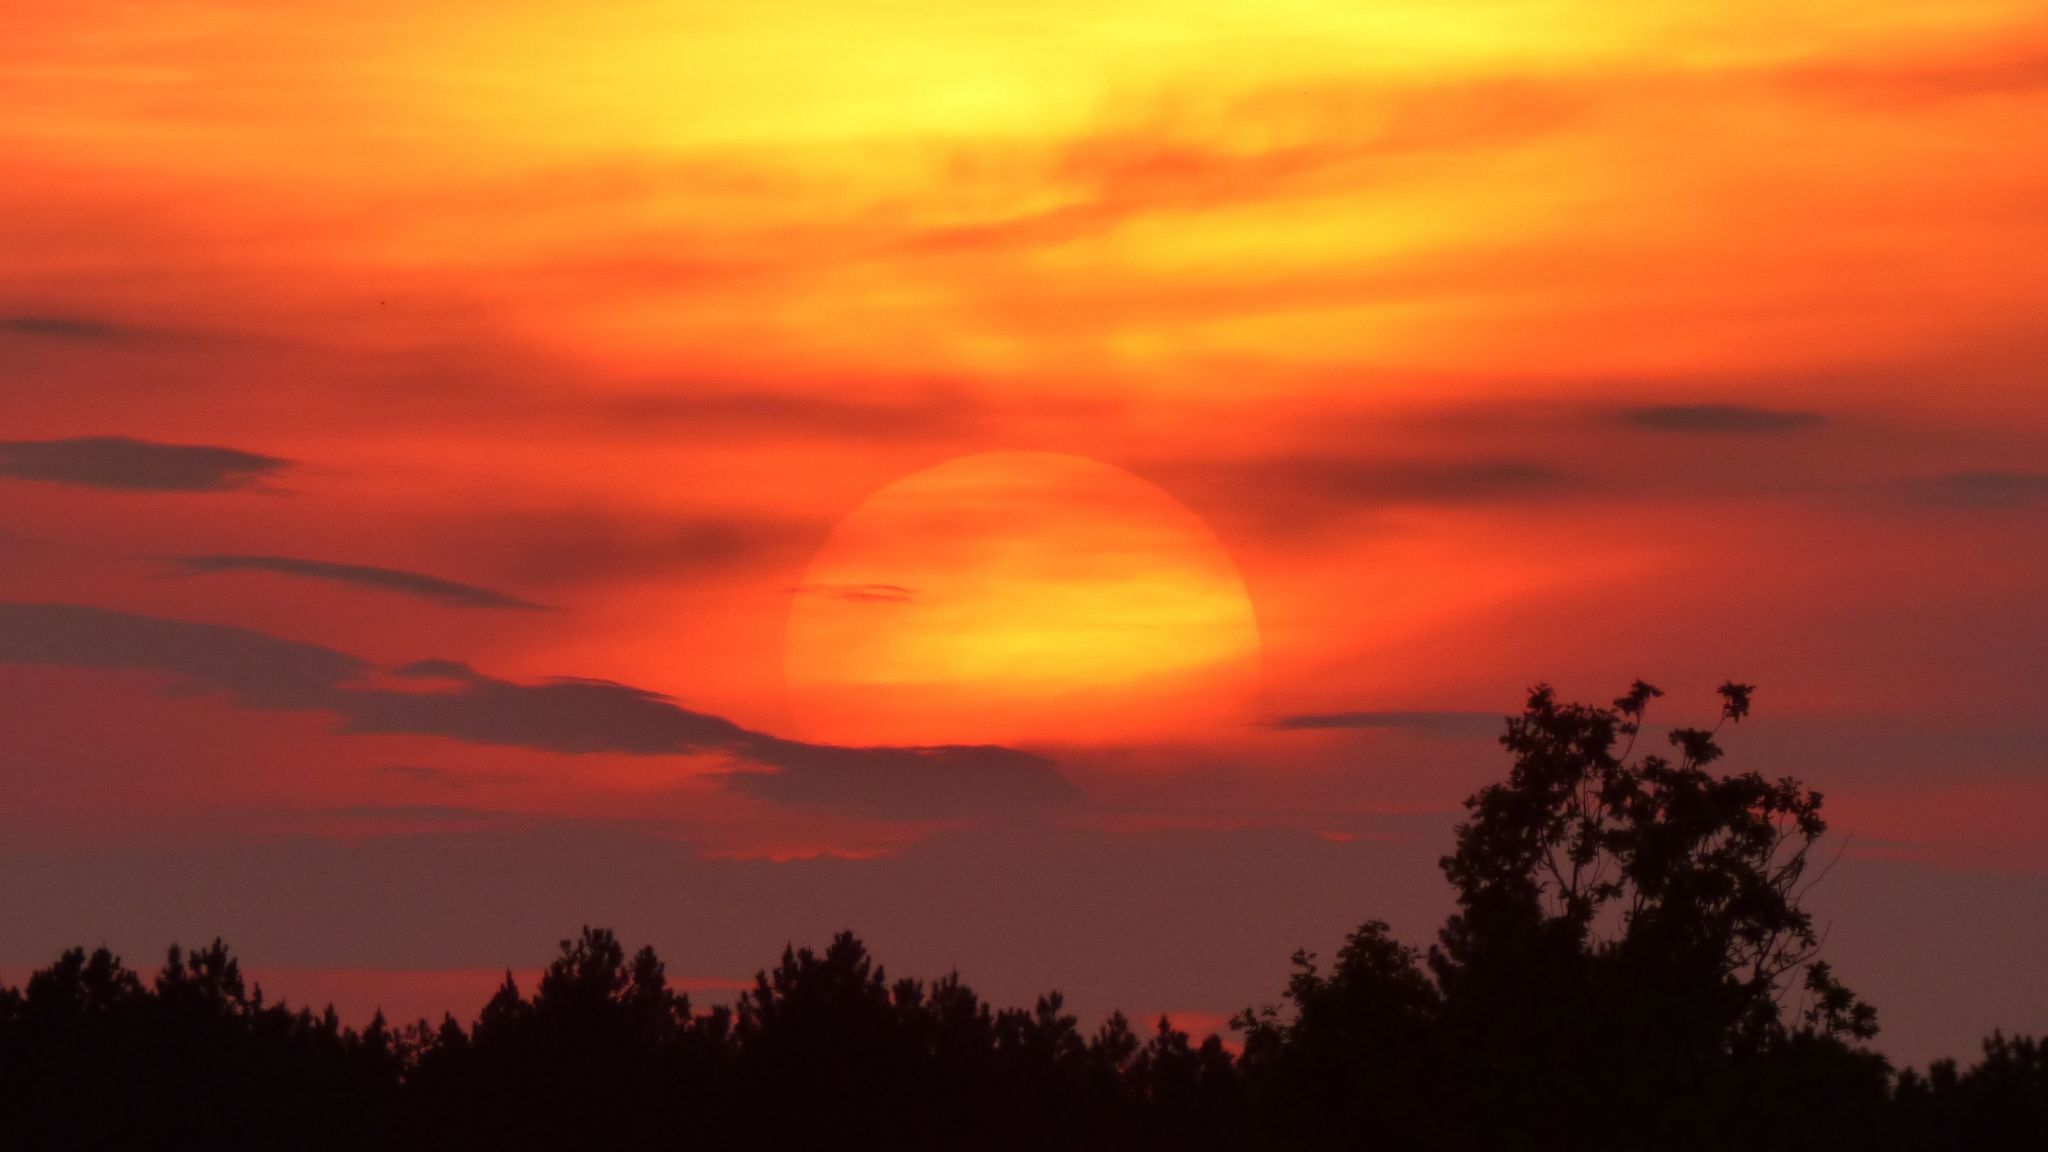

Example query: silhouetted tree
[1235,920,1445,1149]
[1123,1015,1245,1150]
[3,682,2039,1150]
[730,931,917,1148]
[0,941,400,1150]
[1891,1033,2048,1151]
[1429,681,1886,1148]
[402,926,725,1150]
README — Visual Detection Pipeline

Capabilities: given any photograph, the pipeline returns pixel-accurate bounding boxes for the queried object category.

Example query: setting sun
[784,452,1260,745]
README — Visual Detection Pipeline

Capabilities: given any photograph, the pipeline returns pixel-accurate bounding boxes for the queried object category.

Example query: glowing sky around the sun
[1,0,2046,1067]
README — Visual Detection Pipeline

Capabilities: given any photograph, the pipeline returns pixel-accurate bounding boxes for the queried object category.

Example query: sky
[2,0,2045,1067]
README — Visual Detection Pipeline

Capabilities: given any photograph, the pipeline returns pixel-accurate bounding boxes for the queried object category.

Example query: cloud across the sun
[0,602,1078,820]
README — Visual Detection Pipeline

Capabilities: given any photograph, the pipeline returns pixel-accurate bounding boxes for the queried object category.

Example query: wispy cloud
[588,388,975,440]
[323,803,522,824]
[1622,403,1828,434]
[0,437,289,493]
[1206,455,1574,517]
[1774,39,2048,108]
[0,315,142,342]
[168,554,551,611]
[0,602,1079,821]
[722,739,1080,821]
[378,764,535,789]
[446,511,816,589]
[900,74,1595,257]
[792,583,918,603]
[1907,470,2048,508]
[1267,710,1501,738]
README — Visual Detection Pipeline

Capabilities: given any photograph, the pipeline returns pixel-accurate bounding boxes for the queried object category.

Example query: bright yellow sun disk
[784,452,1260,747]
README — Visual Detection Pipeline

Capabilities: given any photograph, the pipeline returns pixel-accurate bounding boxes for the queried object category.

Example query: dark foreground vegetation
[4,685,2043,1150]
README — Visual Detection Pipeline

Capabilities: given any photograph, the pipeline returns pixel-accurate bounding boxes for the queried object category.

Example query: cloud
[901,74,1593,257]
[1227,456,1573,508]
[448,511,817,590]
[389,658,480,680]
[0,601,366,711]
[1908,470,2048,508]
[0,436,290,492]
[0,315,140,342]
[1267,710,1502,738]
[727,739,1081,821]
[340,668,757,755]
[593,389,974,440]
[0,601,1075,820]
[1776,41,2048,108]
[793,583,918,603]
[1142,452,1579,538]
[323,803,520,824]
[169,554,551,611]
[378,764,535,788]
[342,668,1076,817]
[1622,403,1828,434]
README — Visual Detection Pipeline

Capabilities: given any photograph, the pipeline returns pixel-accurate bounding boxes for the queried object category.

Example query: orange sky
[2,0,2046,1067]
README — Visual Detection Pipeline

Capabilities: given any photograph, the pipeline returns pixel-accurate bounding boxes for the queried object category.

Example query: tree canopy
[1,684,2037,1150]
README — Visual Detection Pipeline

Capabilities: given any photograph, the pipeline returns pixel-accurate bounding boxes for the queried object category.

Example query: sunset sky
[3,0,2045,1066]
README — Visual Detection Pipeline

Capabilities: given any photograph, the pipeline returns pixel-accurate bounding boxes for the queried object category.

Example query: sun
[784,452,1261,747]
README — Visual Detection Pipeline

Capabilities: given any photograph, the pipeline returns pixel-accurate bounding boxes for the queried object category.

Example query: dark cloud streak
[323,803,520,824]
[0,602,1076,820]
[169,554,552,611]
[1907,470,2048,508]
[453,512,817,589]
[377,764,535,789]
[0,602,366,711]
[1215,455,1573,511]
[0,316,141,342]
[0,436,290,492]
[726,739,1082,820]
[1622,403,1827,434]
[793,583,918,603]
[1268,710,1503,738]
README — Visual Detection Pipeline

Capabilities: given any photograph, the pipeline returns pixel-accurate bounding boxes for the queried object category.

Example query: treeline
[3,685,2043,1150]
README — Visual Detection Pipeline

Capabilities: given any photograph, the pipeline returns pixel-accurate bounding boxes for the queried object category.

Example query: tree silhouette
[1,683,2039,1150]
[1234,920,1446,1148]
[402,926,734,1150]
[0,941,400,1150]
[1428,681,1887,1148]
[1891,1033,2048,1150]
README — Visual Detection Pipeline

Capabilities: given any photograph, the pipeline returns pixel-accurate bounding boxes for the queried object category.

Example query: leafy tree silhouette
[1428,681,1888,1149]
[1234,682,1894,1150]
